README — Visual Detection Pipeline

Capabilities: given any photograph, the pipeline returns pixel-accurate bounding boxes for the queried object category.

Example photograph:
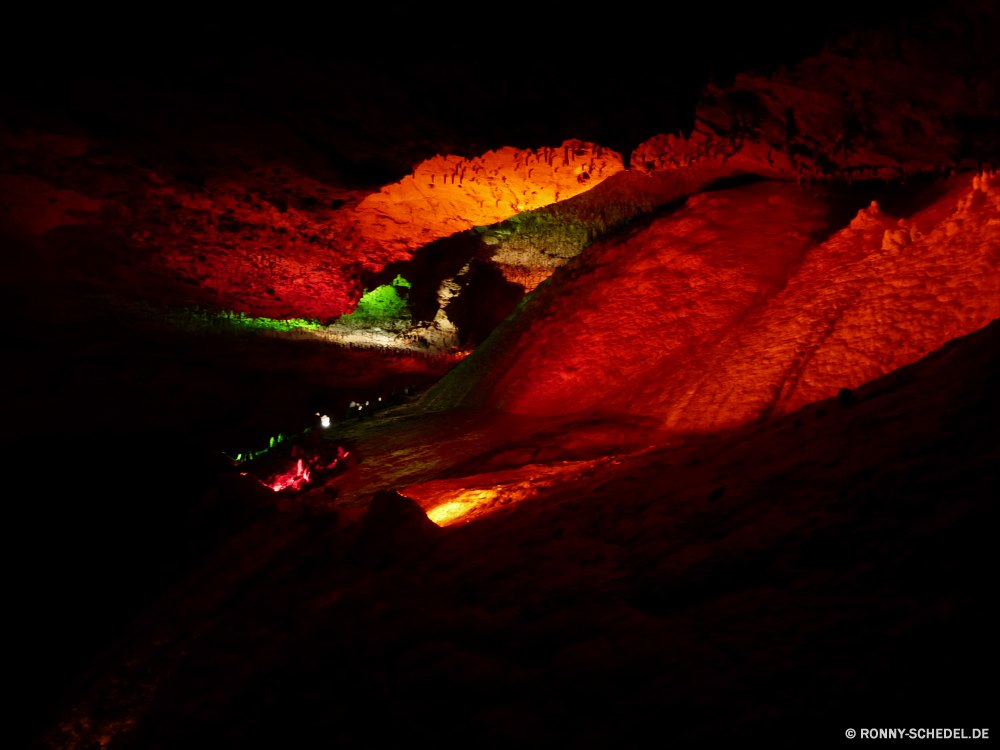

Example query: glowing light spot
[266,459,311,492]
[425,488,500,526]
[320,415,331,428]
[426,501,473,526]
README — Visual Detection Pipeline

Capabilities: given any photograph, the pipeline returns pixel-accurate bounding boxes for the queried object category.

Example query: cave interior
[2,2,998,747]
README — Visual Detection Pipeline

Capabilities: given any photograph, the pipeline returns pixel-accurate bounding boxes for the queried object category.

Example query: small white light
[320,415,330,428]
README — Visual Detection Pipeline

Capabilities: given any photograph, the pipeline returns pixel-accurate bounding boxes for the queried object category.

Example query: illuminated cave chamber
[119,139,623,357]
[323,140,627,351]
[426,174,1000,427]
[5,4,999,748]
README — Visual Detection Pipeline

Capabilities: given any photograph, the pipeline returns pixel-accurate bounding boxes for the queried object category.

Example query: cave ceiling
[6,0,994,333]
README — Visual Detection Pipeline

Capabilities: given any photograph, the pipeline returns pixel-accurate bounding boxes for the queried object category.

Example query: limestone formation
[427,173,1000,433]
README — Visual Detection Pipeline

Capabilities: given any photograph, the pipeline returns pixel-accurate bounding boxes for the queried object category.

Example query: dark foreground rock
[36,320,999,749]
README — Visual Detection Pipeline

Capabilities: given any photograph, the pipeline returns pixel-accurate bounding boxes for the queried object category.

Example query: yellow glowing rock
[355,140,624,252]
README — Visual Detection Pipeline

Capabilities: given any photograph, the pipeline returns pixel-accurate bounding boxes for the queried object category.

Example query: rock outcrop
[38,317,1000,749]
[472,18,999,295]
[426,172,1000,432]
[355,141,622,253]
[2,11,995,326]
[635,23,999,184]
[0,132,621,322]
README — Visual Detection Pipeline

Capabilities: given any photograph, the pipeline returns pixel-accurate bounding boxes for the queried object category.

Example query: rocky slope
[4,4,998,747]
[426,172,1000,433]
[37,316,999,749]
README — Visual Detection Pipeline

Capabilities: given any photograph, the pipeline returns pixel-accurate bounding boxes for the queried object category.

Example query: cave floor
[37,321,999,748]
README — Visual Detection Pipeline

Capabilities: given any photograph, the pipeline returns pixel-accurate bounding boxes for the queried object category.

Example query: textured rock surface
[0,131,369,319]
[36,319,999,748]
[0,131,620,322]
[355,141,622,253]
[427,173,1000,431]
[2,9,995,326]
[5,6,999,745]
[479,15,999,295]
[634,23,1000,184]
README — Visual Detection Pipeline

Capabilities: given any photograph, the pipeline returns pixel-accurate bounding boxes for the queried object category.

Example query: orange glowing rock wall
[400,457,610,526]
[354,140,623,252]
[473,32,998,299]
[0,130,622,321]
[7,20,992,325]
[428,173,1000,433]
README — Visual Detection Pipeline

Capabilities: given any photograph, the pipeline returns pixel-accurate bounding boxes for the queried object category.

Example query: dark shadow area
[814,172,949,243]
[702,172,772,192]
[446,259,526,347]
[0,2,951,180]
[6,435,218,749]
[363,232,485,322]
[1,293,453,745]
[2,1,991,746]
[952,114,1000,166]
[32,320,990,749]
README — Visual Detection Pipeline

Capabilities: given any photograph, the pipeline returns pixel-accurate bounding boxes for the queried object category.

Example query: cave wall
[426,172,1000,432]
[2,3,999,747]
[4,2,995,330]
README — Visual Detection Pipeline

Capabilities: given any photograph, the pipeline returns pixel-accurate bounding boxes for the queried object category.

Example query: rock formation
[3,3,998,747]
[470,17,999,296]
[37,319,1000,749]
[427,172,1000,433]
[355,141,623,253]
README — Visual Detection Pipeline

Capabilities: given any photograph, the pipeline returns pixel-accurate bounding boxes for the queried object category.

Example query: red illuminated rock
[37,318,1000,749]
[128,167,370,320]
[483,161,785,293]
[428,173,1000,432]
[0,132,621,321]
[477,31,999,297]
[2,16,994,325]
[633,35,997,185]
[145,141,620,318]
